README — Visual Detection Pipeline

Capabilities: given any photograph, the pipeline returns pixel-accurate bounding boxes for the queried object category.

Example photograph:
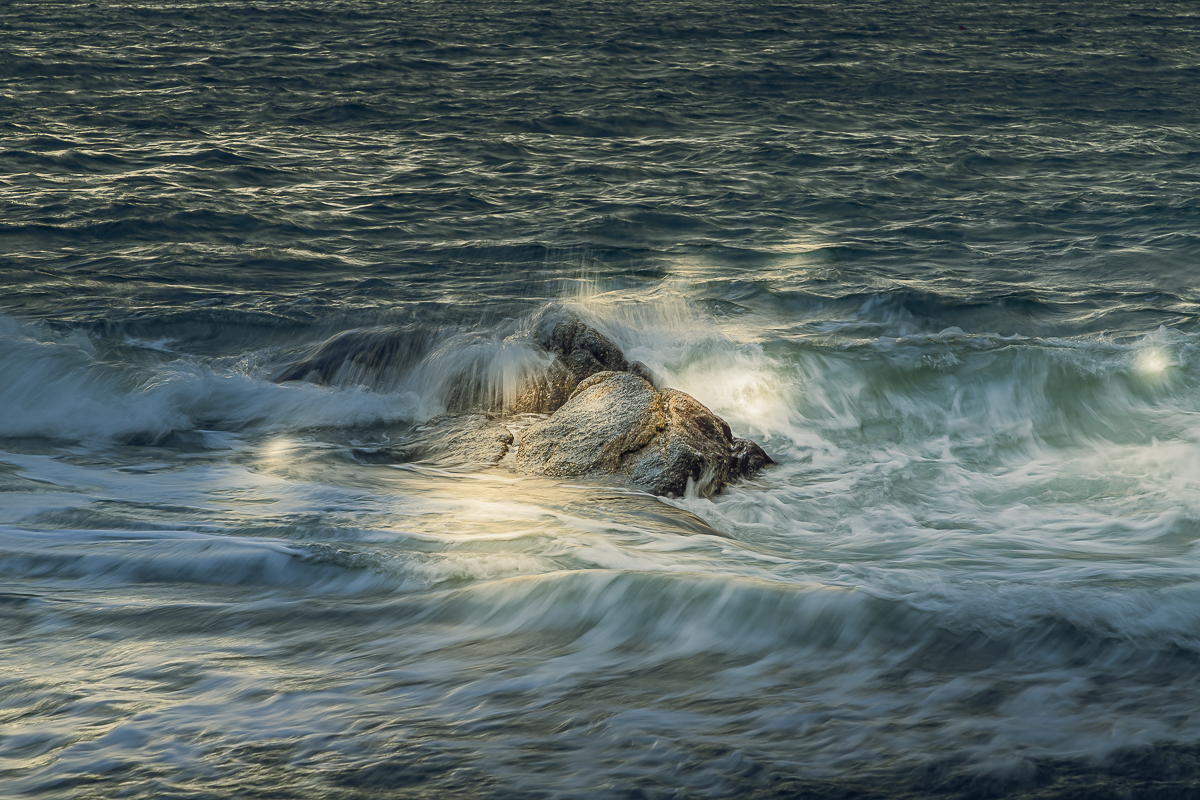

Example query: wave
[0,526,397,593]
[8,529,1198,796]
[8,520,1200,672]
[3,298,1200,451]
[0,318,417,444]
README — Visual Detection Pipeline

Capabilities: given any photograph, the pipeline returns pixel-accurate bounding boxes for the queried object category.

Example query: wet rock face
[354,414,513,469]
[507,313,656,415]
[731,436,774,477]
[536,316,630,383]
[623,387,774,496]
[506,359,576,416]
[516,372,774,497]
[515,371,665,477]
[273,311,651,417]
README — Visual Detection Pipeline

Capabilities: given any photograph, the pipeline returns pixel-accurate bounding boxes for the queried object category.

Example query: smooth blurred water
[5,1,1200,797]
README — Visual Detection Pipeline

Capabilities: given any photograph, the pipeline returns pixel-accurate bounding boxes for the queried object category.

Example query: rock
[535,315,630,380]
[354,413,513,469]
[506,358,577,415]
[279,309,776,498]
[731,436,774,476]
[515,371,774,497]
[272,313,618,394]
[627,360,659,387]
[515,371,665,476]
[503,312,635,414]
[620,388,734,496]
[621,388,774,496]
[274,309,657,418]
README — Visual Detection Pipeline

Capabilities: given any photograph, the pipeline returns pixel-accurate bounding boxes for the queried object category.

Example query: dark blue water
[5,1,1200,797]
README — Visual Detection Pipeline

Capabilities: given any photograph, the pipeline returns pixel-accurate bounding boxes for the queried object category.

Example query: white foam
[0,319,419,443]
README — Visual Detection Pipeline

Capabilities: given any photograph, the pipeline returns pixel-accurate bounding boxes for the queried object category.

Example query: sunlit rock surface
[516,371,773,497]
[515,371,666,476]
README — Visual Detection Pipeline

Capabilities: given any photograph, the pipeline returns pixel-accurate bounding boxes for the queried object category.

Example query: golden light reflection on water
[382,468,728,542]
[259,437,295,463]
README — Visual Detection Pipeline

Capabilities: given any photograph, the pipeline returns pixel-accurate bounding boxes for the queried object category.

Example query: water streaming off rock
[4,0,1200,797]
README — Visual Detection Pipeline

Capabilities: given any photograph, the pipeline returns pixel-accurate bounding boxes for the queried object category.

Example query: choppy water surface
[5,0,1200,797]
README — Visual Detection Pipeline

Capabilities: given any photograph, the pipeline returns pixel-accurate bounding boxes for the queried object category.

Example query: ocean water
[4,0,1200,797]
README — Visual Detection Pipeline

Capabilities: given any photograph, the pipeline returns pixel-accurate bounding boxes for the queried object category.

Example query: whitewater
[4,0,1200,797]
